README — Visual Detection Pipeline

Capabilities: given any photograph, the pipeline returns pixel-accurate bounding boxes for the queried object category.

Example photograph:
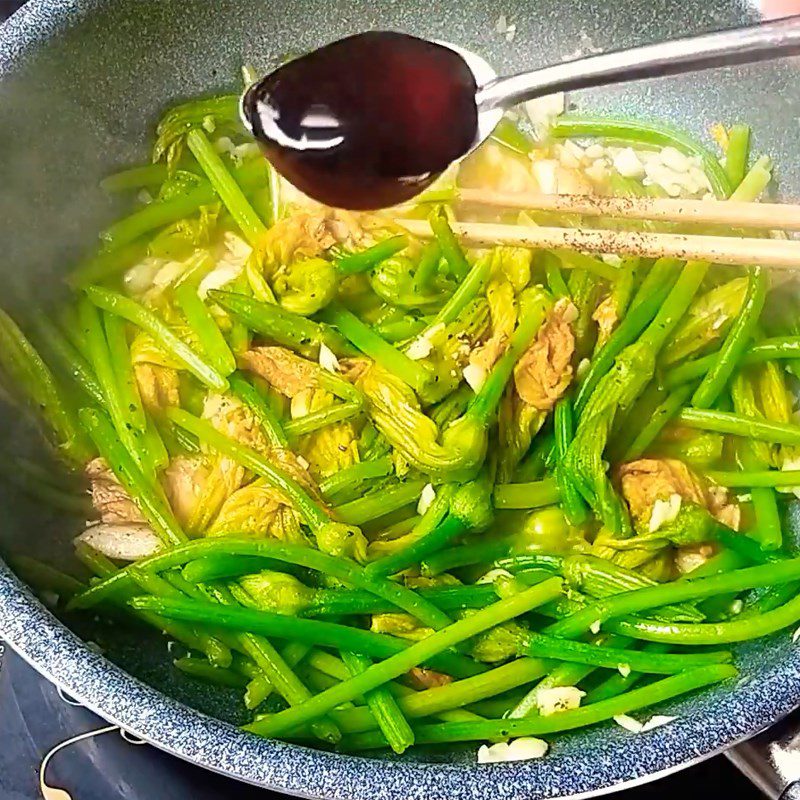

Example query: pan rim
[1,0,798,797]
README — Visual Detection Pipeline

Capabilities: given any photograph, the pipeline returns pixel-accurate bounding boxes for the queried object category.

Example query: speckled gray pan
[1,1,800,798]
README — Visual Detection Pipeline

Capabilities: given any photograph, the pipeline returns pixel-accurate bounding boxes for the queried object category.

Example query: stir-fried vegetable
[8,76,800,764]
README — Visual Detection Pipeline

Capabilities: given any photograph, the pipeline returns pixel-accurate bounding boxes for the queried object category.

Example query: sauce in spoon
[241,32,478,209]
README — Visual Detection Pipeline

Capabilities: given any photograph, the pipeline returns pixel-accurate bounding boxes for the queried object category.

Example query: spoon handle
[476,15,800,111]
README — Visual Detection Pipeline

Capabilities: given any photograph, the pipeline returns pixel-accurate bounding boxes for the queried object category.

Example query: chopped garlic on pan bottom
[477,737,549,763]
[613,714,677,733]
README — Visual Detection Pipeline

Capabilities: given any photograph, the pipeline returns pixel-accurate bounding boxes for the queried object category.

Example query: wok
[1,1,800,798]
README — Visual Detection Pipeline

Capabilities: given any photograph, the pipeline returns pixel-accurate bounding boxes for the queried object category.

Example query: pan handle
[727,709,800,799]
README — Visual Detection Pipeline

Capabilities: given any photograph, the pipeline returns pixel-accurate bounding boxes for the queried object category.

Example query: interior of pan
[2,0,800,798]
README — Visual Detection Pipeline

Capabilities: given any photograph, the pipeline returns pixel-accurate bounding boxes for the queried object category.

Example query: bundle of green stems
[4,90,798,758]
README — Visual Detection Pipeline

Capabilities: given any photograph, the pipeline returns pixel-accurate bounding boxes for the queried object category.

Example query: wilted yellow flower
[514,297,576,412]
[162,455,213,527]
[85,457,144,525]
[292,389,359,480]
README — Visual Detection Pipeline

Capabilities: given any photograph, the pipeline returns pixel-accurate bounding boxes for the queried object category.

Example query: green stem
[79,300,149,471]
[175,281,237,377]
[574,258,680,415]
[334,481,427,526]
[30,313,104,406]
[708,469,800,487]
[426,252,492,330]
[428,207,469,281]
[421,540,512,577]
[182,554,286,583]
[227,372,287,448]
[319,456,393,498]
[665,337,800,388]
[103,312,148,433]
[584,643,672,703]
[0,309,90,464]
[305,584,498,618]
[412,241,441,293]
[68,240,149,288]
[691,267,766,409]
[344,665,735,749]
[327,657,549,735]
[245,640,310,709]
[78,408,187,546]
[322,304,431,394]
[554,397,588,524]
[376,316,427,343]
[373,514,466,578]
[341,651,415,754]
[283,400,362,438]
[521,632,730,673]
[336,236,409,275]
[129,567,233,667]
[544,255,571,299]
[85,286,227,390]
[555,250,620,282]
[243,578,563,738]
[128,595,481,678]
[623,383,695,460]
[174,657,249,688]
[365,486,454,577]
[210,289,353,358]
[489,117,534,155]
[724,124,751,188]
[71,536,453,631]
[610,590,800,643]
[101,164,169,193]
[8,555,85,598]
[729,154,772,201]
[186,129,265,246]
[678,408,800,446]
[493,478,560,510]
[100,162,264,249]
[547,556,800,639]
[640,261,710,353]
[76,545,228,664]
[466,289,550,422]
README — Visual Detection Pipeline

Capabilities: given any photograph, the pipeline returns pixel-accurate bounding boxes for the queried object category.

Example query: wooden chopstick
[456,188,800,231]
[397,219,800,270]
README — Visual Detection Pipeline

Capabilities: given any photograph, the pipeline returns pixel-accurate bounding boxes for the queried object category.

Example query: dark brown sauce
[242,31,478,210]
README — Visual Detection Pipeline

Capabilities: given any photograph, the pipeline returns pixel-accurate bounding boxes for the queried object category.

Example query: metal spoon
[463,14,800,156]
[242,17,800,209]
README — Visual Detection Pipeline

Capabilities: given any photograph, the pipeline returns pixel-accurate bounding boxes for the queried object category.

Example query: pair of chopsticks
[397,189,800,270]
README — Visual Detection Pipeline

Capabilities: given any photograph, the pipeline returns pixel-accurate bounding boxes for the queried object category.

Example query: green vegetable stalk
[80,408,186,546]
[85,286,227,391]
[428,206,470,281]
[564,260,710,533]
[241,578,563,739]
[129,594,481,678]
[186,129,266,246]
[211,289,353,358]
[340,651,415,754]
[691,267,766,409]
[359,287,550,481]
[343,665,735,749]
[574,257,680,415]
[366,475,494,577]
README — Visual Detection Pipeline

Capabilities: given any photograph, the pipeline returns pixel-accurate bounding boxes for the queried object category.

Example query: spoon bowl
[241,17,800,209]
[434,41,502,159]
